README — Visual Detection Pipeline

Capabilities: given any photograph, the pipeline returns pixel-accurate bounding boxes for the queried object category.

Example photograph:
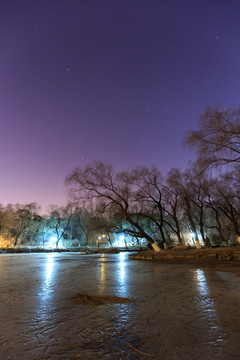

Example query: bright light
[48,236,57,248]
[116,234,125,247]
[191,232,196,238]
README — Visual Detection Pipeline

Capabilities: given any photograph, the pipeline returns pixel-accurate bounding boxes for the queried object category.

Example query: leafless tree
[183,106,240,169]
[164,169,185,245]
[131,166,169,248]
[47,204,73,248]
[12,203,41,247]
[211,172,240,239]
[182,168,212,247]
[66,162,162,251]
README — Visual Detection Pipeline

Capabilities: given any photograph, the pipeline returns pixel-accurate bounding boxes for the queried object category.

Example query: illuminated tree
[47,204,73,248]
[164,168,210,248]
[0,204,15,246]
[12,203,41,247]
[63,206,89,247]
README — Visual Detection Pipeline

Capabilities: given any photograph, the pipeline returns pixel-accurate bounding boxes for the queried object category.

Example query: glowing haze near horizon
[1,0,240,212]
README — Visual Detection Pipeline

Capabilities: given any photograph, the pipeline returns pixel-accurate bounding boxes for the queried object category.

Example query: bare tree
[204,178,231,246]
[131,166,169,249]
[12,203,41,247]
[0,205,13,238]
[183,106,240,169]
[164,169,185,245]
[166,168,209,248]
[65,162,162,251]
[183,168,212,247]
[211,172,240,239]
[47,204,73,248]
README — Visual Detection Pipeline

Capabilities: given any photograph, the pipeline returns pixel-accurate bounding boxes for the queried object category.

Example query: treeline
[1,105,240,251]
[65,106,240,251]
[65,161,240,251]
[0,203,125,249]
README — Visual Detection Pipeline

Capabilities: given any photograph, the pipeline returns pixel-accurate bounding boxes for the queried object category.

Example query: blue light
[48,236,57,248]
[117,234,125,247]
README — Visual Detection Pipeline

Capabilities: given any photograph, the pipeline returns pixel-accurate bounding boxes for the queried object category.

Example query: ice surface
[0,252,240,359]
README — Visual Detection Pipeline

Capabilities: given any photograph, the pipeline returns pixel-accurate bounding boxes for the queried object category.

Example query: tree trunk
[126,215,162,251]
[195,238,201,249]
[151,242,161,251]
[185,196,201,249]
[14,233,21,247]
[214,208,227,246]
[163,242,168,250]
[135,236,142,250]
[204,236,212,248]
[56,236,60,249]
[172,206,184,245]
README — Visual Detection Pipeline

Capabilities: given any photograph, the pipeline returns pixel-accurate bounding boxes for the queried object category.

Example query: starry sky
[1,0,240,211]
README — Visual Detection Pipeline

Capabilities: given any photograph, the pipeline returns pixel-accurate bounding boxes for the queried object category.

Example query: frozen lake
[0,252,240,359]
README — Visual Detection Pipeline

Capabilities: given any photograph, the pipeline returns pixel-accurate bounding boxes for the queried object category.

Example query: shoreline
[129,246,240,263]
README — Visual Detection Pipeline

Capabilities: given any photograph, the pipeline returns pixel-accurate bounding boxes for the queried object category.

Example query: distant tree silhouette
[183,106,240,169]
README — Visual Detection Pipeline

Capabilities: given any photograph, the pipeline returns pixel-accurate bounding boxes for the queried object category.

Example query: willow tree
[65,162,162,251]
[131,166,169,249]
[183,106,240,169]
[47,204,73,248]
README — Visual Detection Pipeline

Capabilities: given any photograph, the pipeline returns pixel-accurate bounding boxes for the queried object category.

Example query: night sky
[1,0,240,211]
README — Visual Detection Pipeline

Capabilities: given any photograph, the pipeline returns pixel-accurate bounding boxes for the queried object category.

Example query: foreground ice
[0,252,240,359]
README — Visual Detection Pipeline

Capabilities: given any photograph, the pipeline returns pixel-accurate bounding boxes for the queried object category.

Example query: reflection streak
[41,253,56,298]
[195,269,209,297]
[98,254,106,292]
[117,252,128,296]
[34,253,57,326]
[195,269,222,334]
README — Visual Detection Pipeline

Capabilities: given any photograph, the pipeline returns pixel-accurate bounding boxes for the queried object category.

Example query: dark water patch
[79,334,144,356]
[68,292,133,306]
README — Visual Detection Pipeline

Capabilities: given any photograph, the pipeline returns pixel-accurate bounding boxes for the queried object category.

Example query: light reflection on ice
[119,252,126,282]
[194,269,215,315]
[195,269,209,297]
[97,252,129,296]
[98,254,106,292]
[117,252,128,296]
[33,253,58,327]
[194,269,225,344]
[41,253,56,298]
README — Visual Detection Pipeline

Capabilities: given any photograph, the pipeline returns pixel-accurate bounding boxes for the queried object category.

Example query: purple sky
[1,0,240,212]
